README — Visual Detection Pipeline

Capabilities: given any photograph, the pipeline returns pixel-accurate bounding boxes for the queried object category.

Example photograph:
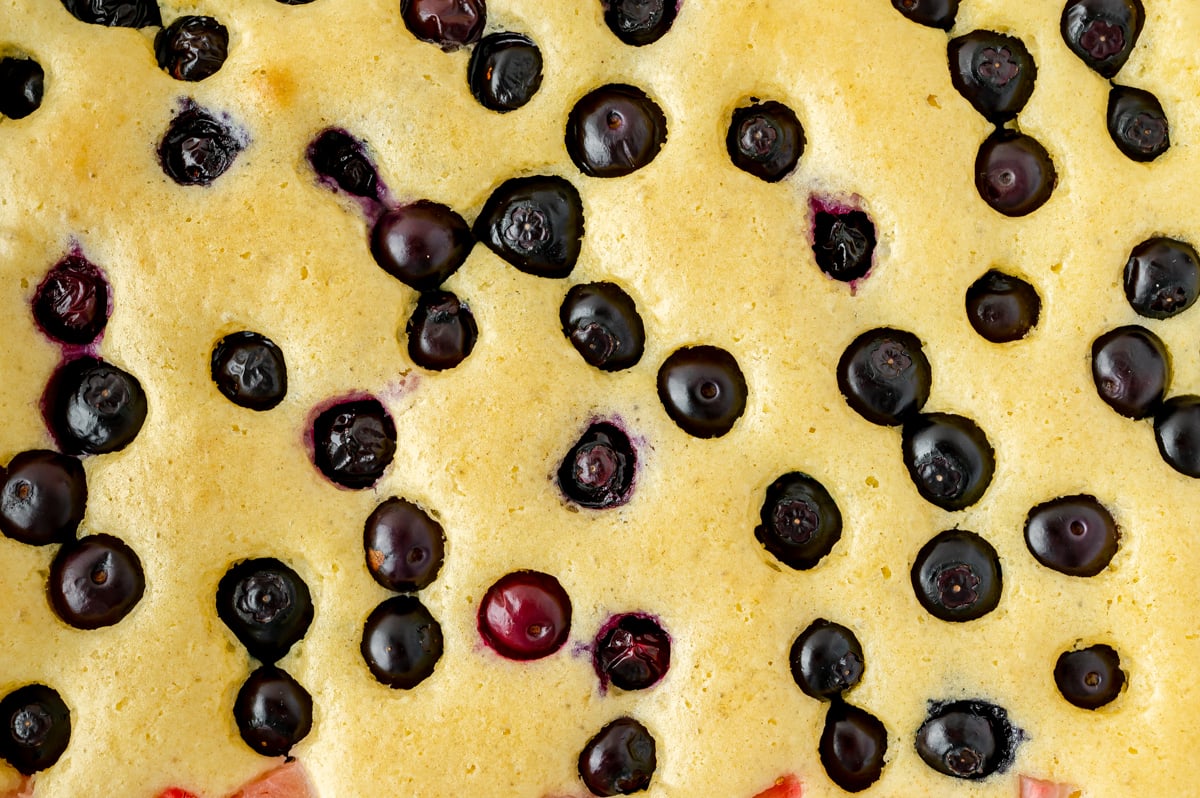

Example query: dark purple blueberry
[60,0,161,27]
[46,357,148,456]
[812,209,876,282]
[948,32,1037,123]
[1154,395,1200,478]
[902,413,995,511]
[467,32,543,112]
[158,107,243,187]
[965,270,1041,343]
[371,202,473,290]
[1123,236,1200,319]
[406,290,478,371]
[154,16,229,82]
[1091,325,1170,419]
[593,614,670,691]
[790,619,864,701]
[48,534,145,630]
[975,130,1056,217]
[557,422,636,509]
[361,595,443,689]
[33,255,110,346]
[560,282,645,371]
[0,685,70,776]
[0,58,44,120]
[603,0,678,46]
[755,472,842,571]
[911,530,1002,622]
[475,175,585,278]
[363,497,446,592]
[837,328,931,426]
[1054,644,1125,710]
[211,331,287,411]
[726,100,805,183]
[578,717,656,796]
[307,129,380,200]
[1061,0,1144,78]
[1025,495,1119,577]
[401,0,485,50]
[0,450,87,547]
[916,700,1019,780]
[819,701,887,793]
[311,398,396,489]
[566,84,667,178]
[657,345,747,438]
[233,666,312,757]
[1108,85,1169,162]
[478,570,571,661]
[216,558,314,663]
[891,0,958,29]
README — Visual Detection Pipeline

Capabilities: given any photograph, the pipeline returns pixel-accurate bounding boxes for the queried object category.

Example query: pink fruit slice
[751,774,804,798]
[1020,775,1082,798]
[155,790,201,798]
[227,760,316,798]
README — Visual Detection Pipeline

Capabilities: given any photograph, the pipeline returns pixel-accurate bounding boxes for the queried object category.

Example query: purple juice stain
[307,128,390,221]
[809,195,877,291]
[591,612,671,693]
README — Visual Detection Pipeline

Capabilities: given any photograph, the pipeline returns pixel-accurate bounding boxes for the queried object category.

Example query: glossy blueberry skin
[478,570,572,661]
[364,497,446,592]
[916,700,1020,780]
[159,107,243,186]
[1154,395,1200,478]
[902,413,995,511]
[233,666,313,758]
[1061,0,1145,78]
[47,357,148,456]
[558,422,636,509]
[155,16,229,82]
[578,717,657,796]
[0,58,44,120]
[211,332,288,411]
[593,614,671,691]
[49,534,145,630]
[790,619,864,701]
[1054,644,1125,709]
[603,0,678,46]
[819,701,888,793]
[0,684,71,776]
[33,255,110,346]
[407,290,479,371]
[1108,85,1169,162]
[311,399,397,489]
[372,202,474,290]
[755,472,842,570]
[726,100,805,183]
[0,450,87,546]
[362,595,443,689]
[1123,236,1200,319]
[965,271,1041,343]
[891,0,958,30]
[911,530,1002,622]
[401,0,485,50]
[813,209,876,282]
[1025,495,1119,577]
[837,328,931,426]
[1091,325,1170,419]
[468,32,543,112]
[216,558,314,663]
[60,0,161,27]
[475,175,585,278]
[566,84,668,178]
[307,128,381,200]
[657,345,748,438]
[561,282,645,371]
[975,130,1056,217]
[948,31,1037,123]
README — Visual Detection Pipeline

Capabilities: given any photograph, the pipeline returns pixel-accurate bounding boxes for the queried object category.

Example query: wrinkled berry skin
[902,413,995,511]
[948,31,1037,123]
[593,613,671,691]
[891,0,958,30]
[965,270,1041,343]
[364,498,446,592]
[1091,325,1170,419]
[401,0,486,50]
[311,398,397,489]
[407,290,479,371]
[911,530,1002,622]
[916,700,1020,780]
[0,450,87,546]
[308,128,381,200]
[558,422,637,509]
[726,100,805,183]
[1061,0,1144,78]
[657,345,748,438]
[33,255,110,346]
[578,717,657,796]
[468,32,543,112]
[155,16,229,82]
[975,130,1056,217]
[372,202,474,290]
[566,84,668,178]
[233,666,313,758]
[159,108,243,187]
[1025,494,1119,577]
[211,331,288,411]
[1155,395,1200,478]
[0,58,44,120]
[603,0,678,46]
[47,357,148,456]
[560,282,645,371]
[790,619,864,700]
[1123,236,1200,319]
[361,595,443,689]
[475,175,585,278]
[837,328,931,426]
[819,701,888,792]
[60,0,161,27]
[0,684,71,775]
[1054,644,1125,709]
[1108,85,1169,162]
[755,472,842,570]
[216,558,314,663]
[49,534,145,629]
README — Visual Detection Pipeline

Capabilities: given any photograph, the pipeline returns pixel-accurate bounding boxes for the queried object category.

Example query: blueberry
[902,413,996,511]
[211,331,288,411]
[361,595,443,689]
[33,255,110,347]
[916,700,1019,780]
[0,58,44,120]
[566,84,668,178]
[0,450,87,547]
[0,685,70,776]
[307,129,381,200]
[155,16,229,82]
[48,534,145,630]
[233,666,313,757]
[578,717,656,796]
[401,0,485,50]
[1025,495,1119,577]
[789,619,864,701]
[372,202,473,290]
[557,422,636,509]
[1091,325,1170,419]
[965,270,1041,343]
[603,0,678,46]
[59,0,161,27]
[363,497,446,592]
[1061,0,1144,78]
[812,209,876,282]
[726,100,805,183]
[890,0,958,30]
[837,328,931,426]
[657,345,747,438]
[948,31,1037,123]
[1108,85,1169,162]
[467,32,543,113]
[911,530,1002,622]
[593,614,671,691]
[406,290,479,371]
[46,357,148,456]
[1154,395,1200,478]
[1123,236,1200,319]
[216,558,314,663]
[311,398,396,489]
[475,175,585,278]
[755,472,843,571]
[1054,644,1125,709]
[975,130,1057,217]
[159,107,243,187]
[819,701,888,793]
[478,570,571,661]
[560,282,645,371]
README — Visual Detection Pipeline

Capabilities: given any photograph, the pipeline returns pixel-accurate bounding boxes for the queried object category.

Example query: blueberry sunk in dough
[401,0,486,50]
[593,614,671,691]
[46,357,148,456]
[1061,0,1145,78]
[310,398,397,489]
[158,106,244,187]
[1024,494,1119,577]
[1123,236,1200,319]
[902,413,995,511]
[975,130,1057,217]
[891,0,959,30]
[557,422,637,509]
[915,700,1020,780]
[965,270,1041,343]
[361,595,444,689]
[948,31,1037,123]
[726,100,805,183]
[602,0,678,46]
[1091,325,1170,419]
[211,331,288,411]
[475,175,585,278]
[233,666,313,757]
[837,327,932,426]
[911,530,1002,622]
[0,450,87,547]
[1054,644,1126,709]
[755,472,843,570]
[59,0,161,27]
[0,57,45,120]
[468,32,543,112]
[364,498,446,592]
[217,558,314,663]
[657,345,747,438]
[566,84,668,178]
[812,208,876,282]
[48,534,145,629]
[790,619,865,700]
[0,684,71,775]
[819,701,888,792]
[155,16,229,82]
[1108,85,1170,162]
[578,717,657,796]
[33,255,110,346]
[372,201,474,290]
[560,282,645,371]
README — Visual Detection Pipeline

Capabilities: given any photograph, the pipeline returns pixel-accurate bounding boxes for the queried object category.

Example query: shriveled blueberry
[911,530,1002,622]
[307,128,381,200]
[468,32,543,112]
[566,84,667,178]
[478,570,571,661]
[1154,395,1200,478]
[46,357,148,456]
[965,270,1041,343]
[364,498,446,592]
[755,472,842,570]
[407,290,478,371]
[1108,85,1169,162]
[1025,495,1119,576]
[603,0,678,46]
[401,0,485,50]
[0,684,70,775]
[233,666,312,757]
[975,130,1056,217]
[902,413,995,511]
[819,701,888,793]
[0,58,44,120]
[60,0,161,27]
[790,619,864,700]
[837,328,931,426]
[311,398,396,489]
[0,450,87,547]
[561,282,645,371]
[578,717,656,796]
[48,534,145,630]
[726,100,805,183]
[593,613,670,691]
[558,422,636,509]
[916,700,1019,780]
[1055,644,1125,709]
[1123,236,1200,319]
[211,331,288,411]
[813,209,876,282]
[948,31,1037,123]
[216,558,314,663]
[372,202,473,290]
[891,0,958,29]
[155,16,229,82]
[1061,0,1144,78]
[33,255,110,346]
[657,345,747,438]
[159,107,243,187]
[475,175,585,278]
[1091,325,1170,419]
[362,595,443,689]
